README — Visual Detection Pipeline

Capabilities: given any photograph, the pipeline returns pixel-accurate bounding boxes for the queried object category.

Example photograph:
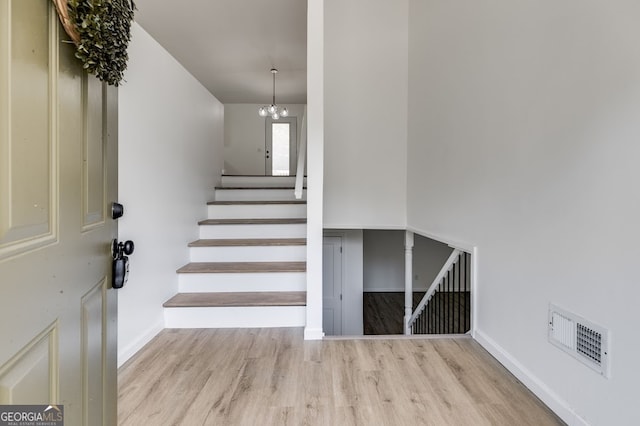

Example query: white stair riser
[189,245,306,262]
[208,204,306,219]
[164,306,306,328]
[221,176,306,188]
[199,223,306,239]
[215,188,306,202]
[178,272,306,293]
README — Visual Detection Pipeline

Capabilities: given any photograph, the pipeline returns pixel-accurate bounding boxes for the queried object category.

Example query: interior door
[0,1,118,424]
[323,236,343,335]
[265,116,297,176]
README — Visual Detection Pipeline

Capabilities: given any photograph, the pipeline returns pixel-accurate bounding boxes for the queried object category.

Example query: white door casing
[322,236,342,335]
[0,1,118,424]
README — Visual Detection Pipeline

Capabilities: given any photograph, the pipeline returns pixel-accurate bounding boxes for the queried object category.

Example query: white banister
[294,106,307,199]
[408,248,462,328]
[404,231,414,335]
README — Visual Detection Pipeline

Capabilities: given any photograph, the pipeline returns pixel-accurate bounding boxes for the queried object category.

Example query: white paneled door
[322,236,343,335]
[0,1,118,424]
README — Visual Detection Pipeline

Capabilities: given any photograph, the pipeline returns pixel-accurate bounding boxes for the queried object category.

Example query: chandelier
[258,68,288,120]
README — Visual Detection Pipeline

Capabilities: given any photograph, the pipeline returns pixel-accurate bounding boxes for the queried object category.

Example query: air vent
[548,304,610,378]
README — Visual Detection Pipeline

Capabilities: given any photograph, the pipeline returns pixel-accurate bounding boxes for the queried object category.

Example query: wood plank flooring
[118,328,564,426]
[364,292,424,335]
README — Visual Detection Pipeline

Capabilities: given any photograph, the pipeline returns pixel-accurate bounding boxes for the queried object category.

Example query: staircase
[163,175,308,328]
[408,249,471,335]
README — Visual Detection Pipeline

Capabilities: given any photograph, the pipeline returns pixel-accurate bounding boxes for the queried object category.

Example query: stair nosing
[177,261,307,274]
[198,218,307,226]
[221,174,307,177]
[207,200,307,205]
[163,291,307,308]
[188,238,306,247]
[215,186,307,190]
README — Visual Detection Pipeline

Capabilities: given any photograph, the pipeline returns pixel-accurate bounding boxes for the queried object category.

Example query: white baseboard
[304,327,324,340]
[117,320,164,368]
[474,329,588,426]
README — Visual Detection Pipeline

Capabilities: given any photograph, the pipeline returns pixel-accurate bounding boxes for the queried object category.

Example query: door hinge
[340,246,343,253]
[340,294,343,301]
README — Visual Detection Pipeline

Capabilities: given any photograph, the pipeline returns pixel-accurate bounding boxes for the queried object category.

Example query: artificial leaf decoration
[67,0,135,86]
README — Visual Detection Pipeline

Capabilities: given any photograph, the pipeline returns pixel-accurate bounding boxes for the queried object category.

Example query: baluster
[437,286,440,334]
[432,291,436,334]
[464,252,469,332]
[447,263,456,334]
[427,296,431,333]
[457,253,461,333]
[439,274,443,334]
[440,277,443,334]
[438,282,442,334]
[462,252,466,332]
[445,269,448,334]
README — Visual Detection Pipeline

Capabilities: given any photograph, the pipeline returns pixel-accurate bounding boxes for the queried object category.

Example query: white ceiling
[132,0,307,104]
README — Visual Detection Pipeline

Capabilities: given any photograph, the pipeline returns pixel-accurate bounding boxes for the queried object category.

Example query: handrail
[408,248,461,329]
[294,106,307,199]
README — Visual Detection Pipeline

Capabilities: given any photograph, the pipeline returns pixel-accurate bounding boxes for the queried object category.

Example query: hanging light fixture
[258,68,288,120]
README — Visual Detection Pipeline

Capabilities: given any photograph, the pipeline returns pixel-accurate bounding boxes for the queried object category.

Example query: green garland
[67,0,135,86]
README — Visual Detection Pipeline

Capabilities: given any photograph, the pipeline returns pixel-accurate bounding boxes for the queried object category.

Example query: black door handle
[112,239,134,289]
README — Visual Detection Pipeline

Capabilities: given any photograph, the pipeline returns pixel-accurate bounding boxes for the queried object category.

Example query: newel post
[404,231,414,335]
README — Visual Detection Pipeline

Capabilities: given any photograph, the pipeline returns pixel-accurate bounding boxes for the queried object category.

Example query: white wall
[224,104,306,175]
[117,24,224,366]
[407,1,640,424]
[323,0,408,228]
[363,231,452,292]
[363,230,404,292]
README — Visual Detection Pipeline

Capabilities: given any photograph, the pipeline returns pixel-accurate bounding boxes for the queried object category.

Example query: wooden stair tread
[189,238,306,247]
[198,218,306,225]
[215,186,307,190]
[177,261,306,274]
[222,174,307,177]
[207,200,306,205]
[163,291,307,308]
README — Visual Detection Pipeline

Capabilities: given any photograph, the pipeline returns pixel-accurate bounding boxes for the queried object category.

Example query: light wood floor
[118,328,564,426]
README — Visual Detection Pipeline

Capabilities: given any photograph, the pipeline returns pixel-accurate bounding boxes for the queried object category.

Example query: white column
[304,0,324,340]
[404,231,414,335]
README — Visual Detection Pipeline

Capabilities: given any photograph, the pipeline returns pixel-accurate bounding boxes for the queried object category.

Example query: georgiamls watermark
[0,405,63,426]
